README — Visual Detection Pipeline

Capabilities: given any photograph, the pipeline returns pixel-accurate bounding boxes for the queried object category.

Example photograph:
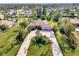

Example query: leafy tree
[16,29,24,42]
[58,18,76,50]
[59,18,75,36]
[53,25,58,33]
[42,8,46,16]
[36,8,42,18]
[0,25,7,31]
[51,11,60,21]
[42,9,47,20]
[32,35,51,45]
[19,22,27,28]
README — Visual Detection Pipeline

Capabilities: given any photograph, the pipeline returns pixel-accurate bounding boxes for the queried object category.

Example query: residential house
[0,12,4,20]
[8,9,18,18]
[46,7,53,15]
[28,20,53,31]
[24,9,32,17]
[70,17,79,31]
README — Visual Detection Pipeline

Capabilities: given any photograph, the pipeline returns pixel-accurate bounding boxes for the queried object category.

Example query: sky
[0,0,79,3]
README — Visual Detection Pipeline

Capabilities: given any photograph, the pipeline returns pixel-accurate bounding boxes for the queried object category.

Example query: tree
[53,25,58,33]
[19,22,27,28]
[58,18,76,50]
[59,18,75,36]
[52,11,60,21]
[32,35,51,45]
[36,8,42,18]
[42,8,46,16]
[16,29,24,42]
[0,24,7,31]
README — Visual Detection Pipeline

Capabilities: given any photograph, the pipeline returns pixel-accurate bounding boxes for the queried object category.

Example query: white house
[0,13,4,19]
[24,9,32,17]
[46,7,53,15]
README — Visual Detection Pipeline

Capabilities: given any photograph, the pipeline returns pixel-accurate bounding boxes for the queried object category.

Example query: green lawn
[0,23,21,56]
[55,31,74,56]
[55,30,79,56]
[48,20,58,27]
[0,18,28,56]
[27,35,53,56]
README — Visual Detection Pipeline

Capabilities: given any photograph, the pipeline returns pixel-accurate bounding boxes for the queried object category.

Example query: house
[0,20,15,28]
[70,17,79,26]
[27,20,53,31]
[16,8,25,17]
[7,9,18,18]
[24,9,32,17]
[46,7,53,15]
[0,13,4,20]
[70,17,79,31]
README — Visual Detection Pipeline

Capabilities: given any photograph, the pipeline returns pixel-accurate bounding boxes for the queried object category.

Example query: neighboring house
[59,16,79,31]
[16,9,25,17]
[0,20,15,28]
[24,9,32,17]
[61,14,78,19]
[28,20,53,31]
[46,7,53,15]
[71,17,79,26]
[0,13,4,20]
[70,17,79,31]
[8,9,18,18]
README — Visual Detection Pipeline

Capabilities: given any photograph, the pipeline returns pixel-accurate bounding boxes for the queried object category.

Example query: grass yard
[0,18,28,56]
[55,31,74,56]
[0,17,29,56]
[0,23,21,56]
[48,20,58,27]
[27,35,53,56]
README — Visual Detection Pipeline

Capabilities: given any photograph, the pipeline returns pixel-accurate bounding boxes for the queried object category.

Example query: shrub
[19,22,27,28]
[32,35,51,45]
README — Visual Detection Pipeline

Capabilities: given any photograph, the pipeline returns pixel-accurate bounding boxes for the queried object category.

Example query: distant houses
[60,16,79,31]
[46,7,53,15]
[0,10,5,20]
[0,13,4,20]
[70,17,79,31]
[24,9,32,17]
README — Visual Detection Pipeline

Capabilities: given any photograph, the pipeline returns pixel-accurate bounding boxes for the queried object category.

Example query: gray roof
[28,20,53,30]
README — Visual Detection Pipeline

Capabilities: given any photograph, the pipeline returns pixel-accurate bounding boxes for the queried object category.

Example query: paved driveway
[17,30,36,56]
[17,30,63,56]
[40,31,63,56]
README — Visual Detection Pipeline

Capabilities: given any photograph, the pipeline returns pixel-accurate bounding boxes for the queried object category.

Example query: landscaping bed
[27,35,53,56]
